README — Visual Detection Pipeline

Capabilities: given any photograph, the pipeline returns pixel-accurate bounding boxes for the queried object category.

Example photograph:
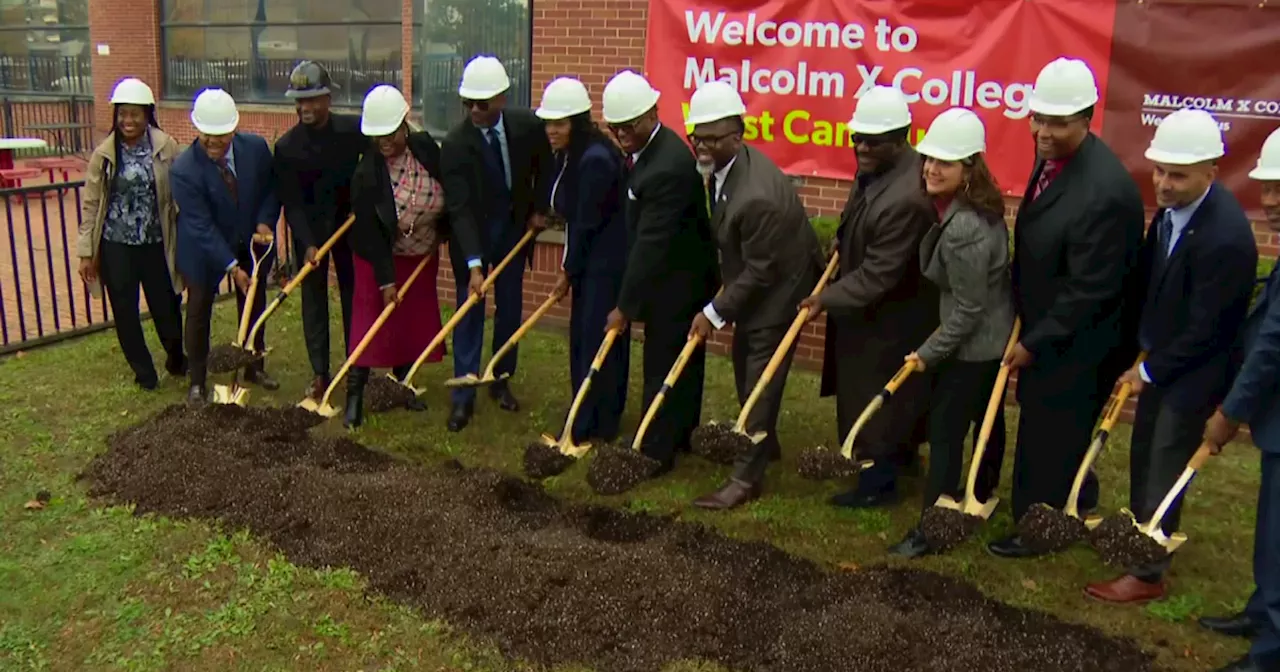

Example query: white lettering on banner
[685,10,867,49]
[685,57,846,98]
[1140,113,1232,132]
[856,65,1032,119]
[1140,93,1280,120]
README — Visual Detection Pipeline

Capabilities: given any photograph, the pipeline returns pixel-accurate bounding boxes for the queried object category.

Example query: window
[414,0,531,134]
[0,0,90,94]
[160,0,403,105]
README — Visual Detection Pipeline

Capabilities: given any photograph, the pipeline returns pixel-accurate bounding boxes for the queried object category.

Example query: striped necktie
[217,158,238,204]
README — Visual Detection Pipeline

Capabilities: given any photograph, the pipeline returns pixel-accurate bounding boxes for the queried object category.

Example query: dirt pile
[364,376,418,413]
[689,422,747,465]
[206,344,263,374]
[1089,513,1170,568]
[83,405,1158,672]
[919,506,984,551]
[1018,505,1089,554]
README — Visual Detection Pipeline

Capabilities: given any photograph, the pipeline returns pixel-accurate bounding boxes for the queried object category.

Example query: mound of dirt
[82,405,1158,672]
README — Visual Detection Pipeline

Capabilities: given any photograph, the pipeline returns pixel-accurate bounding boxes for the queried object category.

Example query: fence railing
[0,54,91,95]
[0,92,95,156]
[164,56,402,106]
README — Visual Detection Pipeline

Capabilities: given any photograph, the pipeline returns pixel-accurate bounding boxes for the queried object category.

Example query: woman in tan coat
[77,77,185,390]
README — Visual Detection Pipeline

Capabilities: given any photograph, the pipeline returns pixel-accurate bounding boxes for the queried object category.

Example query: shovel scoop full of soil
[920,506,984,552]
[207,344,263,374]
[365,376,418,413]
[1016,505,1089,554]
[797,447,861,481]
[523,441,576,480]
[690,423,749,465]
[1088,512,1169,568]
[586,443,662,495]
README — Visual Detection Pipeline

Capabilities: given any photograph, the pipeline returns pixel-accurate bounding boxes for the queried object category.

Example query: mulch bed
[82,405,1158,672]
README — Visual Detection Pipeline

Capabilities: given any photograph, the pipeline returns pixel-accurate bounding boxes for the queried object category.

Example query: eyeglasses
[462,99,491,111]
[850,133,897,148]
[687,131,739,147]
[608,120,642,135]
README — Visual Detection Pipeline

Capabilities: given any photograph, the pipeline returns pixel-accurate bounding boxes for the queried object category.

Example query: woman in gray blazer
[891,108,1016,558]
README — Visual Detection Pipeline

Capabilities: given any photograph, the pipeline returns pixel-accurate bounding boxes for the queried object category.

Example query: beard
[695,159,715,179]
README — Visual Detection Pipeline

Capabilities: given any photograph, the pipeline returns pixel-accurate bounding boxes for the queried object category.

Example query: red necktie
[625,155,634,171]
[217,158,238,204]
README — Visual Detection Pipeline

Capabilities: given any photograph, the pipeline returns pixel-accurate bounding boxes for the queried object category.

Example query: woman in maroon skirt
[344,84,447,428]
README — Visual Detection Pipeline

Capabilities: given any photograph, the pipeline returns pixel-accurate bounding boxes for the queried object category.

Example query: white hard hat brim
[191,112,239,136]
[362,110,409,137]
[915,142,979,163]
[112,96,155,106]
[459,82,511,100]
[535,102,592,120]
[846,118,910,135]
[1144,146,1224,165]
[684,109,744,126]
[1250,166,1280,180]
[1027,95,1099,118]
[602,90,661,124]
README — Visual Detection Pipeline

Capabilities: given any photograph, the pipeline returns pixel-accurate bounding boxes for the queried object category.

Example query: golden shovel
[1062,351,1146,528]
[297,252,435,417]
[931,317,1022,519]
[392,228,537,396]
[530,327,623,462]
[212,233,274,406]
[444,289,560,389]
[1112,441,1218,555]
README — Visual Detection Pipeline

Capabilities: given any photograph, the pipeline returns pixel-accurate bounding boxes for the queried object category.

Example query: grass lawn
[0,296,1262,671]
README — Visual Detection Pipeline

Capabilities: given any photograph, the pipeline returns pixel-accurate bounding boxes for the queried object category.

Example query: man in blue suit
[172,88,281,403]
[1201,127,1280,672]
[1085,109,1257,604]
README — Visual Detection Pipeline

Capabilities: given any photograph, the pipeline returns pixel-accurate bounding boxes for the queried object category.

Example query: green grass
[0,296,1262,671]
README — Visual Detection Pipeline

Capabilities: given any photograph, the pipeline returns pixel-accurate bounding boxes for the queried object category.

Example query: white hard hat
[684,80,746,126]
[847,86,911,135]
[190,88,239,135]
[601,70,661,124]
[916,108,986,162]
[110,77,155,106]
[535,77,592,120]
[458,55,511,100]
[1250,127,1280,181]
[1028,57,1099,117]
[361,85,411,137]
[1144,108,1224,165]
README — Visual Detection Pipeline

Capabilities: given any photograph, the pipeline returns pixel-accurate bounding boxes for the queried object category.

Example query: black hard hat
[285,61,333,99]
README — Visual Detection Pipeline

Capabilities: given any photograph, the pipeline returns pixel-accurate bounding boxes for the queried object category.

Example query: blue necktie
[486,128,507,189]
[1157,210,1174,259]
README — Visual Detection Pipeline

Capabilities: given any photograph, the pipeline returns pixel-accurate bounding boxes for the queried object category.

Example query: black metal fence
[0,92,95,156]
[165,56,402,106]
[419,55,530,134]
[0,54,91,95]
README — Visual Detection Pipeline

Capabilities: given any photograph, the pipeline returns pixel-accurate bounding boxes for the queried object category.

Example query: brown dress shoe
[308,375,329,400]
[693,479,761,510]
[1084,574,1166,604]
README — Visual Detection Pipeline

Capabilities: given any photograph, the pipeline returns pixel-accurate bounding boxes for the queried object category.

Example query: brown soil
[82,405,1160,672]
[523,441,576,479]
[920,506,984,552]
[1088,513,1170,568]
[796,448,862,480]
[207,344,263,374]
[586,443,662,495]
[365,376,418,413]
[1018,505,1089,554]
[689,423,749,465]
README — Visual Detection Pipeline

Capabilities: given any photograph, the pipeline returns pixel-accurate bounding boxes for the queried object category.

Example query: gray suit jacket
[710,145,823,332]
[916,200,1015,365]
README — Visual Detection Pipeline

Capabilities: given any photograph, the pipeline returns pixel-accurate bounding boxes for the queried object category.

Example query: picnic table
[25,122,91,156]
[0,137,49,188]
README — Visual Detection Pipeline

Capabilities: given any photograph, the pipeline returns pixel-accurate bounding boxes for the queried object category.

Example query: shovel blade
[1161,532,1188,554]
[382,373,424,397]
[962,496,999,520]
[443,374,490,389]
[932,494,962,511]
[211,384,239,405]
[563,441,593,458]
[297,397,320,412]
[314,402,341,418]
[1083,514,1105,530]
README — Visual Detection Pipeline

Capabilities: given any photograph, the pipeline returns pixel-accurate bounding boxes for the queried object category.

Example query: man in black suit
[439,55,553,431]
[1084,109,1257,602]
[601,70,719,473]
[273,60,366,400]
[989,57,1148,558]
[683,80,824,509]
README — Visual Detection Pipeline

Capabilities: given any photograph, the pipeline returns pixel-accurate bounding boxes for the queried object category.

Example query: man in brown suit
[686,81,824,509]
[800,85,939,508]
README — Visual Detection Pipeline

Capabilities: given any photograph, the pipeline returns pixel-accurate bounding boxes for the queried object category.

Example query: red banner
[643,0,1280,203]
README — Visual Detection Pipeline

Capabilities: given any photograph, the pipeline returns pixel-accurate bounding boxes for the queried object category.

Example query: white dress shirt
[1139,185,1211,384]
[701,155,737,329]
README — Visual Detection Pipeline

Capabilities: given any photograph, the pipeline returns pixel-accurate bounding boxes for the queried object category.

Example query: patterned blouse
[102,134,162,245]
[388,150,445,257]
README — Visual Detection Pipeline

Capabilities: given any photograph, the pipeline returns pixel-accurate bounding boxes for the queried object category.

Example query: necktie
[486,128,507,189]
[1032,163,1054,200]
[1158,210,1174,259]
[217,158,237,204]
[705,175,715,217]
[625,154,635,171]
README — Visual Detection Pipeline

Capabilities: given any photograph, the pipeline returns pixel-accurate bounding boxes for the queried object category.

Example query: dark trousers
[299,238,354,378]
[1010,366,1107,521]
[184,248,269,387]
[731,321,795,485]
[451,232,524,406]
[1248,452,1280,668]
[922,358,1005,508]
[637,313,707,465]
[568,273,630,443]
[1127,386,1213,581]
[99,240,183,385]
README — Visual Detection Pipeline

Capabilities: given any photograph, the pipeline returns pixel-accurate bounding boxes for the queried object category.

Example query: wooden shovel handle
[1144,441,1217,532]
[556,328,622,441]
[734,252,840,429]
[1062,352,1150,516]
[481,291,560,379]
[964,317,1021,499]
[243,219,353,352]
[1102,351,1148,432]
[631,334,705,451]
[234,238,274,347]
[317,252,434,407]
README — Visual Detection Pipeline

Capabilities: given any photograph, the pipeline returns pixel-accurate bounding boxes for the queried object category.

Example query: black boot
[344,367,369,429]
[392,364,426,411]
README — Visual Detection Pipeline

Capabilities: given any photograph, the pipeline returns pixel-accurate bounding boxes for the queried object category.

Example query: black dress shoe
[244,366,280,391]
[447,402,473,432]
[164,352,188,376]
[489,382,520,412]
[187,384,208,405]
[829,486,897,509]
[1200,612,1259,639]
[344,367,368,430]
[135,373,159,391]
[889,527,932,559]
[1215,655,1268,672]
[987,534,1048,559]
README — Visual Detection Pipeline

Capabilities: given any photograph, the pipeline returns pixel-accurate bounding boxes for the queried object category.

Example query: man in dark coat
[439,55,553,431]
[273,60,365,400]
[683,80,824,509]
[988,57,1147,558]
[172,88,280,403]
[602,70,719,474]
[800,85,939,508]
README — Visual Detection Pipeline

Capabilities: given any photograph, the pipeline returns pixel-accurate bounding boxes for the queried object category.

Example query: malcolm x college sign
[643,0,1280,205]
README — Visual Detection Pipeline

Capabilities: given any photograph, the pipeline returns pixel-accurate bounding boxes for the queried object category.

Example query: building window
[414,0,531,134]
[0,0,90,94]
[160,0,403,105]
